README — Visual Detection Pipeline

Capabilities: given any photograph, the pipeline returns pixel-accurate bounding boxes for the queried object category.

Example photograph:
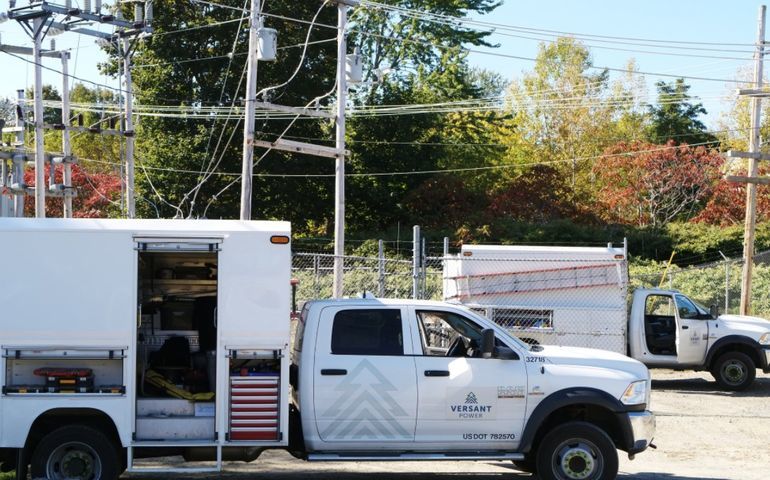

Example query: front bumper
[626,411,655,455]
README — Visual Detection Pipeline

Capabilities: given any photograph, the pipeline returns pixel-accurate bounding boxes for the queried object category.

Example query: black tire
[30,425,119,480]
[512,456,537,473]
[711,351,756,391]
[535,421,618,480]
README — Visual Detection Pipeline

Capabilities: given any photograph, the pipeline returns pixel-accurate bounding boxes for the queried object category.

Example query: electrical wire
[74,135,733,182]
[254,0,329,102]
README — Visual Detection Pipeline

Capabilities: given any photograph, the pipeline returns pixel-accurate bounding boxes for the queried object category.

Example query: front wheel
[30,425,119,480]
[711,351,756,391]
[535,421,618,480]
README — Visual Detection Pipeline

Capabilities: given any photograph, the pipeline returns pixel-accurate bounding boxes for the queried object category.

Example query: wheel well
[708,344,760,371]
[530,404,625,454]
[25,408,122,457]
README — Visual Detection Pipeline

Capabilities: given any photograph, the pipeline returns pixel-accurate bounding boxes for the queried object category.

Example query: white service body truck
[0,219,654,480]
[444,244,770,391]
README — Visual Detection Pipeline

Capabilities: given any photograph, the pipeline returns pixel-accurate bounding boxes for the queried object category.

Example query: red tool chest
[229,374,280,442]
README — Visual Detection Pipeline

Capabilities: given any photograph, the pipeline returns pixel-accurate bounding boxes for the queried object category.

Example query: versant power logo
[450,391,493,419]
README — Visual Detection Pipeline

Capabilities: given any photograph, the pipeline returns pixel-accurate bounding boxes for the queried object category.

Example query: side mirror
[480,328,495,358]
[709,304,720,319]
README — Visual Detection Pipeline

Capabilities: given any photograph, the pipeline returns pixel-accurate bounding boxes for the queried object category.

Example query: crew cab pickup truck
[0,219,654,480]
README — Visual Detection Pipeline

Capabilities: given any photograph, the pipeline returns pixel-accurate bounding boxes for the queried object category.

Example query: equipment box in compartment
[3,347,125,395]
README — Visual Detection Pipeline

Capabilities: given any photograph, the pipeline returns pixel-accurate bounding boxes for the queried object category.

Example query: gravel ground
[127,370,770,480]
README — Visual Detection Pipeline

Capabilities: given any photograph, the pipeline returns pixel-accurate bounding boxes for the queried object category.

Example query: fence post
[378,239,385,298]
[413,225,420,299]
[313,254,320,298]
[718,251,730,313]
[421,236,428,299]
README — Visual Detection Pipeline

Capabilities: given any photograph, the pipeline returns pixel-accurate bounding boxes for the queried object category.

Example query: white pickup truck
[444,244,770,391]
[0,219,654,480]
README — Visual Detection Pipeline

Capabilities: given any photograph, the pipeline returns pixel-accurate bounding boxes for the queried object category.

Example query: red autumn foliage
[593,140,723,228]
[21,164,122,218]
[693,167,770,226]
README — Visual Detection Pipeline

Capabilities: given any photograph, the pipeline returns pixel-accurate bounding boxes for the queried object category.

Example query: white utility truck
[444,244,770,391]
[0,219,654,480]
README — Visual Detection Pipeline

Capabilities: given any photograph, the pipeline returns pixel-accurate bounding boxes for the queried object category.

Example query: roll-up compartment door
[134,236,223,252]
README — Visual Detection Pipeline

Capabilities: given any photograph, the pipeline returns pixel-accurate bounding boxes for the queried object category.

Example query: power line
[76,137,730,180]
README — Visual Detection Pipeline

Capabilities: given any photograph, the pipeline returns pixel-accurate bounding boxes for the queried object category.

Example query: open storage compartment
[228,349,282,442]
[135,240,219,441]
[3,347,125,395]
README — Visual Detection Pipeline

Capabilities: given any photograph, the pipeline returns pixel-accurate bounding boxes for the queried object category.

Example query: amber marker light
[270,235,291,244]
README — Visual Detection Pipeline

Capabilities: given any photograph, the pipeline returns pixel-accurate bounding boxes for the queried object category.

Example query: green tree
[102,0,504,237]
[647,78,716,145]
[501,37,624,212]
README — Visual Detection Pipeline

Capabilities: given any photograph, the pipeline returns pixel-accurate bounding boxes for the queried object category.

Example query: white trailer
[443,244,628,353]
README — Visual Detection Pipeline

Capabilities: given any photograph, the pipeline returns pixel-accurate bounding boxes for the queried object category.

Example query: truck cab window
[416,310,486,358]
[676,295,701,319]
[331,309,403,356]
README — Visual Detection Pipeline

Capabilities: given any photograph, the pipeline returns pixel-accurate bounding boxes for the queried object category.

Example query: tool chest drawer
[229,374,280,441]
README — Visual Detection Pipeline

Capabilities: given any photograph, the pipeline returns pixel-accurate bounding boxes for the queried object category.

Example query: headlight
[759,333,770,345]
[620,380,648,406]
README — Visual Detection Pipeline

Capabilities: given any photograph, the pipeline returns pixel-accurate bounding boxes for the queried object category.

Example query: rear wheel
[30,425,119,480]
[535,421,618,480]
[711,351,755,391]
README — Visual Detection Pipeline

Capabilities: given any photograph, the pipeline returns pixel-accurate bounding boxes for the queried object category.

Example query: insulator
[49,39,56,51]
[83,0,91,12]
[145,1,153,23]
[257,26,277,61]
[134,3,143,23]
[95,0,102,13]
[65,0,72,9]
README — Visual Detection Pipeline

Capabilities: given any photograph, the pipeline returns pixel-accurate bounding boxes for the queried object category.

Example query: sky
[0,0,766,128]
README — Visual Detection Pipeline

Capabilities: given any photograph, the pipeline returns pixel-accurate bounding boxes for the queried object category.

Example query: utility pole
[332,1,349,299]
[13,89,25,217]
[240,0,260,220]
[60,49,73,218]
[727,5,767,316]
[2,1,152,219]
[32,17,46,218]
[123,37,136,218]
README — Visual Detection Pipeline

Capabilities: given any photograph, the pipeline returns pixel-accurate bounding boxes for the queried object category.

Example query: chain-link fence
[292,252,415,301]
[628,256,770,317]
[291,243,770,353]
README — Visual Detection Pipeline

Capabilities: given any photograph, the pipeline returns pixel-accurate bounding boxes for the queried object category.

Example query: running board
[127,444,222,473]
[307,452,525,462]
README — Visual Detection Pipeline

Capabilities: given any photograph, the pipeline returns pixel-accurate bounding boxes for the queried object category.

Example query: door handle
[681,325,689,330]
[424,370,450,377]
[320,369,347,376]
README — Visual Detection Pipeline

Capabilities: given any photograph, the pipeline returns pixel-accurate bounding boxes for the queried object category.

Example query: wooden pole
[740,5,766,316]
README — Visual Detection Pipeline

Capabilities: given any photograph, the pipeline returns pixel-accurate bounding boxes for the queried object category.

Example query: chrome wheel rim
[552,438,603,480]
[46,441,102,480]
[721,359,748,386]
